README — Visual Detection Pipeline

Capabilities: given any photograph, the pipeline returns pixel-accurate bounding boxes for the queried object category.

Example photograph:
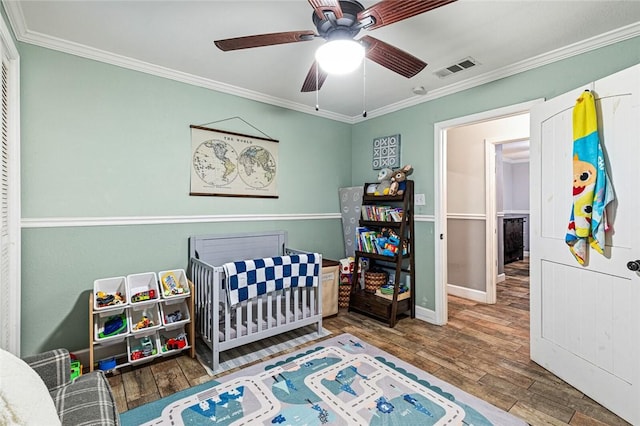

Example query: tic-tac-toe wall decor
[372,134,401,170]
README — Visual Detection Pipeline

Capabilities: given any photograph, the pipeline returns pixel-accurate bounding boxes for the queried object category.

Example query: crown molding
[2,2,354,124]
[352,21,640,122]
[5,2,640,123]
[21,213,340,228]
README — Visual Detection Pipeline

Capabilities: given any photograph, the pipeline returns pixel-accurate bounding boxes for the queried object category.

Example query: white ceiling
[5,1,640,122]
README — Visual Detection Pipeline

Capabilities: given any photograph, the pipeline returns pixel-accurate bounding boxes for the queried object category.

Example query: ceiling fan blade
[308,0,343,20]
[215,30,316,51]
[358,0,457,30]
[301,61,328,92]
[361,35,426,78]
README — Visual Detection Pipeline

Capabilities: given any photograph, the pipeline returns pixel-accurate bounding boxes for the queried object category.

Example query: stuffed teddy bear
[389,164,414,196]
[374,168,393,196]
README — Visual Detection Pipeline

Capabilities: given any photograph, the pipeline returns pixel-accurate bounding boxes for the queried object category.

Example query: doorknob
[627,260,640,271]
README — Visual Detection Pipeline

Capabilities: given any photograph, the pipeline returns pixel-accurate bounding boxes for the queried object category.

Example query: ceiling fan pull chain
[315,63,320,111]
[362,60,367,118]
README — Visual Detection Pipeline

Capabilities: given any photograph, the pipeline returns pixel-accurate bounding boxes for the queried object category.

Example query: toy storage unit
[89,270,195,372]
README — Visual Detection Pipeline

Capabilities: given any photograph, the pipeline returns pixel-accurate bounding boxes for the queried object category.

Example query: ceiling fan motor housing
[313,0,365,41]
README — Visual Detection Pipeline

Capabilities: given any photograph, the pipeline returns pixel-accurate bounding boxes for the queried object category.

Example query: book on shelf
[361,205,403,222]
[355,227,406,256]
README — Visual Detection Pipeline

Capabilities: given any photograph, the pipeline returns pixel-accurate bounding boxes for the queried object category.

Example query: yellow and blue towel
[565,90,614,265]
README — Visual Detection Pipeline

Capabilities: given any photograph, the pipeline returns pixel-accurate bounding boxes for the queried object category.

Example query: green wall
[18,33,640,354]
[19,43,352,355]
[351,36,640,311]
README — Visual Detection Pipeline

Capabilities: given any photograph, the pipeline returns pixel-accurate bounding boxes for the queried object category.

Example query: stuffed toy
[374,168,393,196]
[389,165,414,196]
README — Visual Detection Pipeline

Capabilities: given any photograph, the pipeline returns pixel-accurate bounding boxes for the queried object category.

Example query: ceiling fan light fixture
[315,39,365,75]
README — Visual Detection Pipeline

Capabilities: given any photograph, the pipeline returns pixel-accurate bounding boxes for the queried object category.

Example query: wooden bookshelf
[348,180,415,327]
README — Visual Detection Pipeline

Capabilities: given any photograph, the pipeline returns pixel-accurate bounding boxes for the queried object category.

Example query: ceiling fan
[214,0,457,92]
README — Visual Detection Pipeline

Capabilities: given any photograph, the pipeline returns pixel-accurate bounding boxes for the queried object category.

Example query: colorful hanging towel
[565,90,614,264]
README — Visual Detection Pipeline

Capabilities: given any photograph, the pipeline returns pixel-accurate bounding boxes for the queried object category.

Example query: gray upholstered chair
[23,348,120,425]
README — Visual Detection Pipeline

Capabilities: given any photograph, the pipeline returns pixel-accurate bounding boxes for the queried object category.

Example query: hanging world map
[238,146,276,188]
[193,140,239,186]
[190,127,278,197]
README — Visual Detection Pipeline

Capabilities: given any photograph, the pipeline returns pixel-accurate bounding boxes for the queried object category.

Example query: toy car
[141,336,155,356]
[131,289,156,303]
[96,291,124,307]
[163,332,188,351]
[70,360,82,380]
[133,315,153,330]
[165,337,187,350]
[98,314,127,338]
[166,310,182,323]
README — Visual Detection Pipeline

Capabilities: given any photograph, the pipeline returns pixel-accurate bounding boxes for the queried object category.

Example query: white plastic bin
[158,326,189,356]
[160,299,191,330]
[127,303,161,337]
[127,333,159,365]
[127,272,159,305]
[94,311,128,344]
[158,269,190,299]
[93,276,128,312]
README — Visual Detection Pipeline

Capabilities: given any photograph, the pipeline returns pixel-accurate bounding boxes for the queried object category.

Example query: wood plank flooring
[108,259,629,425]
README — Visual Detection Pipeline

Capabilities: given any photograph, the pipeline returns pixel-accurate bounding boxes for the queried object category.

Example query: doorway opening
[433,99,542,325]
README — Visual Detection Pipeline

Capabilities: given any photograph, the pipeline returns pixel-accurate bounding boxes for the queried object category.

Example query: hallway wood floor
[109,259,629,425]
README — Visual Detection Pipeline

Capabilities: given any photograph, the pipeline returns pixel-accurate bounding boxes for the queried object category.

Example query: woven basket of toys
[338,285,351,308]
[364,270,388,293]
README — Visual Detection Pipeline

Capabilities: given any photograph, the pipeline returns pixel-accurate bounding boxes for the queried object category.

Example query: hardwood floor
[109,259,629,425]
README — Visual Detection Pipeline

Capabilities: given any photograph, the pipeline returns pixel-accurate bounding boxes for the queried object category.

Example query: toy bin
[127,333,160,366]
[94,311,128,344]
[158,269,190,300]
[93,276,128,312]
[127,303,161,337]
[160,299,190,330]
[127,272,159,305]
[158,326,189,356]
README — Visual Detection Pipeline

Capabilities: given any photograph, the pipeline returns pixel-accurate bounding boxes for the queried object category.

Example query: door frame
[433,99,542,325]
[485,137,531,305]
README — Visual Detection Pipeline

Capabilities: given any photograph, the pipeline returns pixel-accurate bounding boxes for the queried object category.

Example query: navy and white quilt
[223,254,321,306]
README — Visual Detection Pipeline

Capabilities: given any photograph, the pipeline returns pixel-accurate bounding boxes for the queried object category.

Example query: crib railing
[189,256,323,372]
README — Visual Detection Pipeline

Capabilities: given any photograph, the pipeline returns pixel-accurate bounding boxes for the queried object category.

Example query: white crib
[188,231,323,373]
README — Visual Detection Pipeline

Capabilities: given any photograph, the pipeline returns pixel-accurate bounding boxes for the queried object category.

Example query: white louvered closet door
[0,28,20,355]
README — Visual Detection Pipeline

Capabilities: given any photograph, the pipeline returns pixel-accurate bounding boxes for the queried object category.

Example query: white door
[530,64,640,423]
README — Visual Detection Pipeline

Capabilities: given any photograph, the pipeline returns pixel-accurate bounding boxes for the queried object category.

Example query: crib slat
[235,304,242,337]
[257,295,263,333]
[293,287,300,321]
[310,288,316,317]
[267,293,273,330]
[247,299,253,336]
[302,288,307,319]
[277,291,283,327]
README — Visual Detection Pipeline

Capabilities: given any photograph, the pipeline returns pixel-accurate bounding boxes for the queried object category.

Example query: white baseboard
[447,284,488,303]
[415,305,439,324]
[524,251,530,257]
[497,273,506,283]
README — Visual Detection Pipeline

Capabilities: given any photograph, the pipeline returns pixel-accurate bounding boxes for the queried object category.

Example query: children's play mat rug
[120,333,525,425]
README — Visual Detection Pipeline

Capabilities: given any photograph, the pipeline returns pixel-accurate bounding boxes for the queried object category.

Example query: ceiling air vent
[434,57,479,78]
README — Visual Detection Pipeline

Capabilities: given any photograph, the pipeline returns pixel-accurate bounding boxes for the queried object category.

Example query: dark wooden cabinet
[504,217,524,264]
[348,180,415,327]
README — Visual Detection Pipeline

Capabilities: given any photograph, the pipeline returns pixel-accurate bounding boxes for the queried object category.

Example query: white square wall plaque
[372,134,400,170]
